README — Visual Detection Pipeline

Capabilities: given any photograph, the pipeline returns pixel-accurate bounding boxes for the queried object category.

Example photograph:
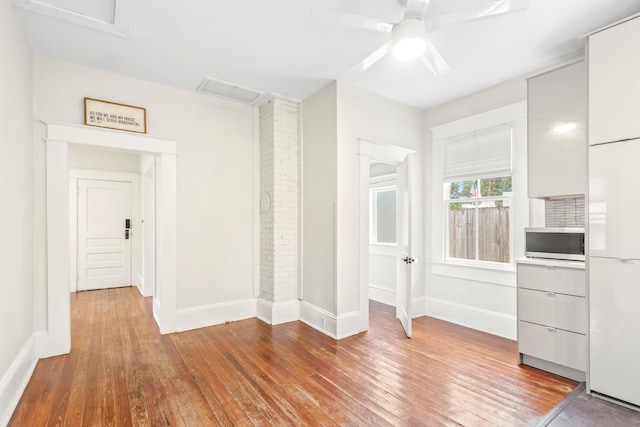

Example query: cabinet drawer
[518,289,586,334]
[517,264,585,296]
[519,321,586,371]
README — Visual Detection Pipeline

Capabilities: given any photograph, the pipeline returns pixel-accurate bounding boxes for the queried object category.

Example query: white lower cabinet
[517,261,586,379]
[518,321,586,371]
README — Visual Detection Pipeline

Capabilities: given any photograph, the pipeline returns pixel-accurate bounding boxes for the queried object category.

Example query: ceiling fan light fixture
[391,18,428,61]
[392,37,427,60]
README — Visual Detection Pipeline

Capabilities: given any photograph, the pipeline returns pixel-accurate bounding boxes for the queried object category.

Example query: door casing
[41,122,176,359]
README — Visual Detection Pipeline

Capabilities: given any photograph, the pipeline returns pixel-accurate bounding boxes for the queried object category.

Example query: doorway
[41,122,177,359]
[368,161,398,307]
[358,139,415,338]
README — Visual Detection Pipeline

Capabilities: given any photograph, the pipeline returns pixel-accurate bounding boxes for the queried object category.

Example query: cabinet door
[589,257,640,406]
[518,321,586,371]
[517,263,585,296]
[528,61,586,198]
[589,16,640,145]
[518,289,586,334]
[589,139,640,259]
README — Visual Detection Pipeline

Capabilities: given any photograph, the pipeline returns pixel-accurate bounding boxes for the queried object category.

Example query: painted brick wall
[259,98,299,302]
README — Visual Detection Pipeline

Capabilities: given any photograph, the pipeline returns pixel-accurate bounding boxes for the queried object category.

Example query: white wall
[68,145,141,172]
[32,57,257,332]
[0,1,36,424]
[336,82,426,323]
[368,244,396,306]
[424,79,529,340]
[301,82,338,315]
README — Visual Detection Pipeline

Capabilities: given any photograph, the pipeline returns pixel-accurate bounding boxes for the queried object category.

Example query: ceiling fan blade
[345,40,393,76]
[425,0,529,32]
[361,41,393,71]
[309,8,394,33]
[420,39,451,76]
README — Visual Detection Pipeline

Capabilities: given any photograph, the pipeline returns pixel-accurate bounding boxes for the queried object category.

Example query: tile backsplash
[545,197,585,228]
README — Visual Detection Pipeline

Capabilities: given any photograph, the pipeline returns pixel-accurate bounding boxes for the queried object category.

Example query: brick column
[258,98,299,324]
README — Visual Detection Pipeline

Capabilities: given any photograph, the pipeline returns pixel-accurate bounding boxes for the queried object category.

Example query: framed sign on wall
[84,98,147,134]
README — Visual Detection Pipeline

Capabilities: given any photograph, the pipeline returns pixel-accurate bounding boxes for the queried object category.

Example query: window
[442,123,513,266]
[445,177,512,264]
[370,186,396,244]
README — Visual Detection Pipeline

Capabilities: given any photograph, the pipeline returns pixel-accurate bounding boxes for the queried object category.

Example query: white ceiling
[11,0,640,109]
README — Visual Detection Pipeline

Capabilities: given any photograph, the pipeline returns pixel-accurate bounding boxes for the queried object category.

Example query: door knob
[403,256,415,264]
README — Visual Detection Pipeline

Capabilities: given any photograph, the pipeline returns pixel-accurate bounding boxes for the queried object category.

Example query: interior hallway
[10,288,576,426]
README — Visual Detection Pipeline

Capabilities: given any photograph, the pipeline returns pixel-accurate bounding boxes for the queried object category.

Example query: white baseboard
[298,301,360,340]
[336,311,360,339]
[257,299,300,325]
[425,297,516,340]
[175,298,257,332]
[0,334,38,427]
[299,301,337,338]
[412,296,426,318]
[369,285,395,306]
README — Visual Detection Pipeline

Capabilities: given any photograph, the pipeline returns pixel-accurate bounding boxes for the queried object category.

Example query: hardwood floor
[10,288,577,426]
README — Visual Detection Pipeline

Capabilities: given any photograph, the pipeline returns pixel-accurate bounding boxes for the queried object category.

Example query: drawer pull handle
[546,327,557,333]
[546,292,556,297]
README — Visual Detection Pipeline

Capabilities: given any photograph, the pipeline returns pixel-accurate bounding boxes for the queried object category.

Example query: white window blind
[443,124,512,181]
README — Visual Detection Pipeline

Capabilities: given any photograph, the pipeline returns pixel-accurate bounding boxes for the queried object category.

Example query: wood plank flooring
[10,288,577,426]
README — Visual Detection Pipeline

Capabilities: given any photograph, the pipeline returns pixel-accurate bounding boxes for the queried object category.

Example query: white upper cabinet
[589,138,640,259]
[589,16,640,145]
[528,61,586,198]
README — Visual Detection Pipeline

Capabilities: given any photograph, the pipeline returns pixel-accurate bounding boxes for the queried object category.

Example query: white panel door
[589,257,640,406]
[396,155,412,338]
[77,179,132,291]
[589,139,640,259]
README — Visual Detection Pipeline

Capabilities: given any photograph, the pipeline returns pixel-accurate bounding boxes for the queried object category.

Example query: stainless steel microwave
[525,227,585,261]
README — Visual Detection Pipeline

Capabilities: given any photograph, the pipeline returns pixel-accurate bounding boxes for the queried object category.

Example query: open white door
[77,179,132,291]
[396,155,413,338]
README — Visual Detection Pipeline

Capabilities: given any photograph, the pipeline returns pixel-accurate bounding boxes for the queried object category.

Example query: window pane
[376,189,396,243]
[450,180,480,199]
[480,176,512,197]
[448,201,476,260]
[478,199,510,263]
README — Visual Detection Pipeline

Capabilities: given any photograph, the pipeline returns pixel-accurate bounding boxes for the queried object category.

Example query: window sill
[431,261,516,287]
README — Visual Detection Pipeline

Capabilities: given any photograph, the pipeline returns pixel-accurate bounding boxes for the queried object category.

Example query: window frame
[444,175,513,268]
[369,183,397,246]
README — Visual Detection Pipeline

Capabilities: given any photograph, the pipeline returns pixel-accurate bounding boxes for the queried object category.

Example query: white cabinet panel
[518,321,586,371]
[589,16,640,145]
[589,139,640,259]
[528,61,586,198]
[517,263,585,296]
[518,289,585,334]
[589,257,640,406]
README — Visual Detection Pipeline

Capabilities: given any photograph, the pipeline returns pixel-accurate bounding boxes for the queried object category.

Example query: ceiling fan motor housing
[392,18,428,60]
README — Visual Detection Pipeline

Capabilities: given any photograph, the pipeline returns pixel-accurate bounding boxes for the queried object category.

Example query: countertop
[515,257,586,269]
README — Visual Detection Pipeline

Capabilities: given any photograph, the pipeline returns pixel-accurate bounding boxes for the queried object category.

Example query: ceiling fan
[311,0,529,76]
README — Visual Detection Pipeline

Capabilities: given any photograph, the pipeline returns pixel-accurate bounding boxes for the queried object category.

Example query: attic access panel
[12,0,135,36]
[39,0,115,23]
